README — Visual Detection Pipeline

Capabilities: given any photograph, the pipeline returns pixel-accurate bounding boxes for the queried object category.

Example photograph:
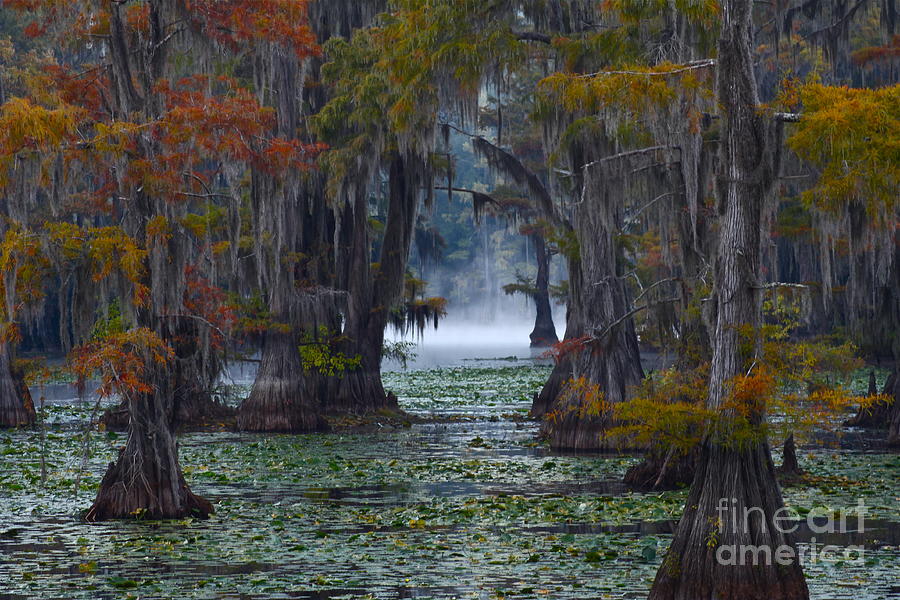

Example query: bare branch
[577,59,716,79]
[773,112,802,123]
[512,30,552,44]
[590,297,680,341]
[752,282,811,290]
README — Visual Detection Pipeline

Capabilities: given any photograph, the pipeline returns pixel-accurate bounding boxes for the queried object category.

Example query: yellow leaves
[550,376,611,421]
[0,97,82,191]
[45,221,85,261]
[92,121,142,156]
[606,366,710,451]
[603,0,720,27]
[0,97,81,154]
[0,226,50,321]
[538,61,715,142]
[145,215,171,247]
[786,83,900,216]
[211,240,231,256]
[48,224,150,308]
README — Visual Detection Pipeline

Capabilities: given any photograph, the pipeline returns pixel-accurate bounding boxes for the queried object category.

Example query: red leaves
[183,265,236,349]
[851,35,900,67]
[131,76,323,196]
[70,328,174,400]
[259,138,327,176]
[185,0,320,58]
[544,335,594,363]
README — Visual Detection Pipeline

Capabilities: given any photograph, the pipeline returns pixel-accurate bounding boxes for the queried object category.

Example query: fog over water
[383,297,564,371]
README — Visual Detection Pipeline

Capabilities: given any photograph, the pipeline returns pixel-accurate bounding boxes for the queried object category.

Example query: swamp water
[0,343,898,599]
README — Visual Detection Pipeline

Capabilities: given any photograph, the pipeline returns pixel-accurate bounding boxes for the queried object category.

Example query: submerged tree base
[529,323,558,348]
[888,402,900,447]
[776,433,805,481]
[101,395,236,431]
[648,440,809,600]
[624,447,696,491]
[0,346,36,428]
[86,448,213,522]
[237,384,328,433]
[846,370,897,428]
[237,329,328,433]
[329,370,400,416]
[0,391,35,428]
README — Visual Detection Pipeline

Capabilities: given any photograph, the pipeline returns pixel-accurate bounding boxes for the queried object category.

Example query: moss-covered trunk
[537,172,644,450]
[329,154,418,416]
[649,0,808,595]
[87,1,211,521]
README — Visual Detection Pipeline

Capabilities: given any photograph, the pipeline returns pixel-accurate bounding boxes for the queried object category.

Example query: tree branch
[751,282,811,290]
[773,112,802,122]
[578,59,716,79]
[590,297,680,341]
[581,146,678,172]
[512,30,552,44]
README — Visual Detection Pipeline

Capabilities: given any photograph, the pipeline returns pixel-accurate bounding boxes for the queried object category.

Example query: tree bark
[538,178,645,451]
[888,399,900,447]
[88,1,210,520]
[328,154,417,416]
[86,357,212,521]
[845,369,896,428]
[776,432,804,478]
[529,233,559,347]
[649,0,808,596]
[237,328,328,432]
[0,341,34,428]
[532,349,571,418]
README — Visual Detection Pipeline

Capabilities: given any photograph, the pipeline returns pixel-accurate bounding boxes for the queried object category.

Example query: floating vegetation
[0,366,897,599]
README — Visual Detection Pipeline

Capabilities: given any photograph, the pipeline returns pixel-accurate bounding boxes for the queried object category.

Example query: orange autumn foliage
[69,328,174,400]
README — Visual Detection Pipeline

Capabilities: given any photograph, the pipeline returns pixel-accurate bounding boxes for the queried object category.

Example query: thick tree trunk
[237,329,328,432]
[87,1,212,522]
[649,0,808,596]
[538,188,644,451]
[328,155,418,416]
[532,352,570,418]
[845,369,896,428]
[889,400,900,447]
[0,341,34,428]
[650,442,808,599]
[529,233,558,347]
[532,261,579,419]
[330,317,400,415]
[86,362,212,521]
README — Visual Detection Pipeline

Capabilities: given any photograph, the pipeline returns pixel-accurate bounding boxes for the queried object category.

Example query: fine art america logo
[714,497,868,566]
